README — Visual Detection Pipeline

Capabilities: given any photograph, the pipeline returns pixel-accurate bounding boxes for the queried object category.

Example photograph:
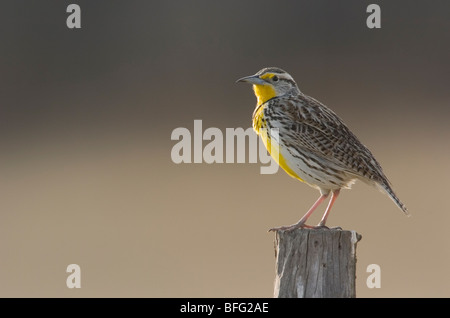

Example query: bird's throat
[253,84,276,106]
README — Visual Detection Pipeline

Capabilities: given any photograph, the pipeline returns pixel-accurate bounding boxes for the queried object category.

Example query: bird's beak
[236,74,267,85]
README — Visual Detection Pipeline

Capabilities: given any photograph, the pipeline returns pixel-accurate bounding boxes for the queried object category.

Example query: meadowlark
[237,67,408,231]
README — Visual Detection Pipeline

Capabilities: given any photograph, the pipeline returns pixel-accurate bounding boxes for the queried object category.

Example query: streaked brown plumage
[237,67,408,231]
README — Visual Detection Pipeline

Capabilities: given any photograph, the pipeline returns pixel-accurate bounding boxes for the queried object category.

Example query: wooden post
[273,228,362,298]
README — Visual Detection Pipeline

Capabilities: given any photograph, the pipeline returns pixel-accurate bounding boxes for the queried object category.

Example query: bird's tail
[376,181,409,216]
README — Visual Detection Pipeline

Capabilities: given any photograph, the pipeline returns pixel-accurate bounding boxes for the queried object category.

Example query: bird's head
[236,67,301,105]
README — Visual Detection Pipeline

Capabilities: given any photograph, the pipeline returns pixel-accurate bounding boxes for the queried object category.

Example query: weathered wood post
[273,228,362,298]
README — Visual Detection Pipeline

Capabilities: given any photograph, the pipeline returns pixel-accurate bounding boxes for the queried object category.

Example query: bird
[236,67,408,231]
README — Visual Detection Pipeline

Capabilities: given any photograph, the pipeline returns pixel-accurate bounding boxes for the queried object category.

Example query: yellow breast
[252,104,304,182]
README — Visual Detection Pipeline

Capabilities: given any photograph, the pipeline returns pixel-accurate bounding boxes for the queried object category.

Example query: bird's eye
[272,76,279,82]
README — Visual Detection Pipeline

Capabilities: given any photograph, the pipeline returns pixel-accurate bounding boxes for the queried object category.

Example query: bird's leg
[269,192,329,232]
[317,189,340,228]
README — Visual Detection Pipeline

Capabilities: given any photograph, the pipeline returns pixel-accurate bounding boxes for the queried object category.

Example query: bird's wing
[266,94,389,183]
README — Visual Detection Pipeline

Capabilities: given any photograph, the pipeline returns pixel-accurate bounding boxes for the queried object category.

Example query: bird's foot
[315,224,343,230]
[268,224,342,232]
[268,223,313,232]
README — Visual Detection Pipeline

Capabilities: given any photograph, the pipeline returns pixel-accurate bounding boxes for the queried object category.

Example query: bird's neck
[253,84,276,105]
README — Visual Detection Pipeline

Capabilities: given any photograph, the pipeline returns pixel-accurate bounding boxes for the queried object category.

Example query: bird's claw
[268,223,312,232]
[268,224,342,232]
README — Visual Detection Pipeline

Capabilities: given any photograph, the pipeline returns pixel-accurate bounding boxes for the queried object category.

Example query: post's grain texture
[273,228,361,298]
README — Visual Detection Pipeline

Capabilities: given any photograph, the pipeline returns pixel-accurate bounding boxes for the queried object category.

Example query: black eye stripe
[277,78,296,86]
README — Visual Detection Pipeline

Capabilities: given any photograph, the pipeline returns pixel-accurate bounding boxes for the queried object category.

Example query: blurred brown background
[1,0,449,297]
